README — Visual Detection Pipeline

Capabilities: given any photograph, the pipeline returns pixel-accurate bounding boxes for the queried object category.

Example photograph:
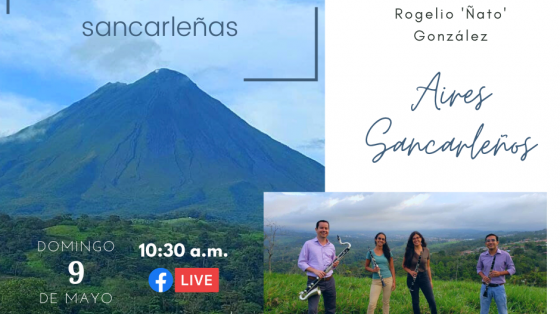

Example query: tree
[77,214,90,232]
[264,220,281,274]
[0,278,61,313]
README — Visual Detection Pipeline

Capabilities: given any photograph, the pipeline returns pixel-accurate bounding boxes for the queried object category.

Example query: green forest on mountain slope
[0,69,324,226]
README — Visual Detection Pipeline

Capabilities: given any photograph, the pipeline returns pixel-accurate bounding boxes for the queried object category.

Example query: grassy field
[265,273,546,313]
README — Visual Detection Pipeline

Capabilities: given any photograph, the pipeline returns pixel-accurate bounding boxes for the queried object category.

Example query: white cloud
[1,0,324,84]
[346,194,365,203]
[81,0,323,81]
[0,93,59,137]
[390,193,431,210]
[323,194,365,208]
[325,198,340,208]
[265,192,547,231]
[282,192,307,196]
[0,0,325,163]
[70,36,163,82]
[402,193,429,206]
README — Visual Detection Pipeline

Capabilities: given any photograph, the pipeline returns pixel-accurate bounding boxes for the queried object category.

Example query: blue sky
[264,192,547,231]
[0,0,325,163]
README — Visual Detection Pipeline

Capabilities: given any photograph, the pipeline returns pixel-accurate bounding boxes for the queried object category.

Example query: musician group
[298,220,516,314]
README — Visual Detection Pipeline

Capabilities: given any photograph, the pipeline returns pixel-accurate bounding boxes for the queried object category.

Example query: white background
[326,0,556,310]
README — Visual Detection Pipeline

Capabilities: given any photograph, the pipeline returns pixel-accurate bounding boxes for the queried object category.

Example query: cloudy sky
[0,0,325,163]
[264,192,547,231]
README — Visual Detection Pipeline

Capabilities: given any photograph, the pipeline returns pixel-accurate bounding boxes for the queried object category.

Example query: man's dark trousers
[306,277,336,314]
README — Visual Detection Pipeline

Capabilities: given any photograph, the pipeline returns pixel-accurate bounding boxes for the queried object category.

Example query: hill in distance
[0,69,324,224]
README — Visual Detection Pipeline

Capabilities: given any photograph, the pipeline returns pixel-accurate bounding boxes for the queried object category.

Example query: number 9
[69,261,84,284]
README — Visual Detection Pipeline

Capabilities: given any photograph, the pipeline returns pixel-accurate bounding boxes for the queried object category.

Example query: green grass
[24,251,56,277]
[45,225,91,241]
[265,273,546,314]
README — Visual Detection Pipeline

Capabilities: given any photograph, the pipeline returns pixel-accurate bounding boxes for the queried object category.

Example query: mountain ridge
[0,69,324,224]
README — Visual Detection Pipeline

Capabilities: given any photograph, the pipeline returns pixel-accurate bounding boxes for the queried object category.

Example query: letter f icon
[156,273,166,292]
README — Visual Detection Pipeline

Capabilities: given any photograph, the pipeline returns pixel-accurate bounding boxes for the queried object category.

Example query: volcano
[0,69,324,223]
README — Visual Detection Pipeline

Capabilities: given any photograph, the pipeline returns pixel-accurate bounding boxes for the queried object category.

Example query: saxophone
[298,235,351,301]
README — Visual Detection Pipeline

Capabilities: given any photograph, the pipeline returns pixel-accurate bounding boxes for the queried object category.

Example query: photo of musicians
[264,192,546,314]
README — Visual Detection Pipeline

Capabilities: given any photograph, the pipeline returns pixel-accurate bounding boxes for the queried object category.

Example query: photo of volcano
[0,1,325,312]
[0,69,324,224]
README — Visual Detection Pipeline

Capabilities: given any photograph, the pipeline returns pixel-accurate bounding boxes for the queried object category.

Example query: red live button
[175,268,219,293]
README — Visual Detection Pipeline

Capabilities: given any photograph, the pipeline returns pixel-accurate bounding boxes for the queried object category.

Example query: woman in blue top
[365,232,396,314]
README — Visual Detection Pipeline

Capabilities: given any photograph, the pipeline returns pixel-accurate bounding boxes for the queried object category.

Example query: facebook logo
[149,268,173,293]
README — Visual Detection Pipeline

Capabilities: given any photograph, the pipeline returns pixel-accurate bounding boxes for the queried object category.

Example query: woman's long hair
[404,231,427,268]
[374,232,392,261]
